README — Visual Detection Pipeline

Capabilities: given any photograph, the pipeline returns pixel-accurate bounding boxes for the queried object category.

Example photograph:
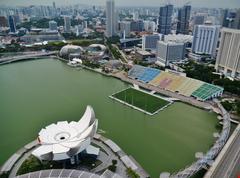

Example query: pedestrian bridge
[0,51,58,65]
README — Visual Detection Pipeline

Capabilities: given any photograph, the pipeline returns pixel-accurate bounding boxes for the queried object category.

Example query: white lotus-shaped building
[32,106,98,161]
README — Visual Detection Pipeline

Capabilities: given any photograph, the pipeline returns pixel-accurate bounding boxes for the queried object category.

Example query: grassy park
[112,88,170,114]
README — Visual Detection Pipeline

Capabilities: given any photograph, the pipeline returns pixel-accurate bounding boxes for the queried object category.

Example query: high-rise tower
[105,0,116,37]
[176,5,191,34]
[158,4,173,35]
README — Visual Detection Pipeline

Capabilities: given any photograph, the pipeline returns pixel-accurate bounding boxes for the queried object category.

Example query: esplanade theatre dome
[59,45,84,59]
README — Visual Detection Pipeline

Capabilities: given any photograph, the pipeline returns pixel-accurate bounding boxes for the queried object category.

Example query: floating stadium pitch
[110,87,172,115]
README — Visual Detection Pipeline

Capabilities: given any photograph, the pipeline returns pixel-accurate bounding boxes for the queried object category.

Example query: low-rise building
[135,50,155,60]
[20,29,64,44]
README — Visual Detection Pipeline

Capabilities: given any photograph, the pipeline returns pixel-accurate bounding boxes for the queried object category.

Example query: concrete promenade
[1,134,149,178]
[94,134,150,178]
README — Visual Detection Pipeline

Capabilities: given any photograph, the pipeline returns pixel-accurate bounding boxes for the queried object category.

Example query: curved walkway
[8,141,39,178]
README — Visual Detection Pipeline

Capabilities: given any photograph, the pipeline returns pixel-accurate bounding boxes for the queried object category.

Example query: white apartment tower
[157,41,185,66]
[215,28,240,79]
[192,25,220,58]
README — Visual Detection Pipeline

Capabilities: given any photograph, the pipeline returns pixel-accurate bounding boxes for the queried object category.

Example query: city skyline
[0,0,240,8]
[0,0,240,176]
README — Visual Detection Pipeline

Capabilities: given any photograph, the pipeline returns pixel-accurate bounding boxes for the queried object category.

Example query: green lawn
[112,88,170,114]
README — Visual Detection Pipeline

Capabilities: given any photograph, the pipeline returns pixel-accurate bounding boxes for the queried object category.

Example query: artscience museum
[32,106,99,161]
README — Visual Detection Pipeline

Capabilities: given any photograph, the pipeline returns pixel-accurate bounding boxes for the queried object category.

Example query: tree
[126,168,140,178]
[235,101,240,115]
[112,159,117,165]
[221,101,233,111]
[108,165,117,172]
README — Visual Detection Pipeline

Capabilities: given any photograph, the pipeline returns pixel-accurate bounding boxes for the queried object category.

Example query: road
[205,124,240,178]
[112,44,128,63]
[211,130,240,178]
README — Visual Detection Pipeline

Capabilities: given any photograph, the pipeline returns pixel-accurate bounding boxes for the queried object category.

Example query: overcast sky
[0,0,240,8]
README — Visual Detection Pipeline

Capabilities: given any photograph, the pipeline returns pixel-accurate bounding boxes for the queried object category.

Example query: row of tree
[182,61,240,96]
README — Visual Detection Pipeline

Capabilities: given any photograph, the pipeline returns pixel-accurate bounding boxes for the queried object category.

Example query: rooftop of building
[136,50,152,55]
[221,27,240,33]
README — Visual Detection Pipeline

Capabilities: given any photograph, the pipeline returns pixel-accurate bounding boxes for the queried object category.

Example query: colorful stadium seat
[128,65,224,101]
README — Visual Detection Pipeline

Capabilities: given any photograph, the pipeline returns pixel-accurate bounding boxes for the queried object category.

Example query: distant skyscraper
[0,16,8,27]
[220,9,229,27]
[130,20,144,32]
[144,21,156,32]
[233,9,240,29]
[215,28,240,79]
[115,10,119,32]
[158,4,173,35]
[192,25,220,58]
[53,2,56,9]
[84,21,88,29]
[157,41,185,66]
[132,11,139,21]
[76,24,84,36]
[193,15,205,25]
[119,21,131,38]
[176,5,191,34]
[8,15,16,33]
[49,20,57,31]
[142,34,162,51]
[64,16,71,33]
[106,0,116,37]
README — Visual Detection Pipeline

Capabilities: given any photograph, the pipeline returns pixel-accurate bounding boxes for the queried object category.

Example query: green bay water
[0,59,218,178]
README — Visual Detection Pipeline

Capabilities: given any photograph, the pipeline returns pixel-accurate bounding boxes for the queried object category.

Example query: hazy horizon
[0,0,239,8]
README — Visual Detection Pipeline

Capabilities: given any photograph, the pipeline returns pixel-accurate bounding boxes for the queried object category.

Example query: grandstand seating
[128,65,224,101]
[128,65,146,79]
[166,76,185,92]
[149,72,171,87]
[128,65,160,83]
[177,79,203,96]
[191,83,223,100]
